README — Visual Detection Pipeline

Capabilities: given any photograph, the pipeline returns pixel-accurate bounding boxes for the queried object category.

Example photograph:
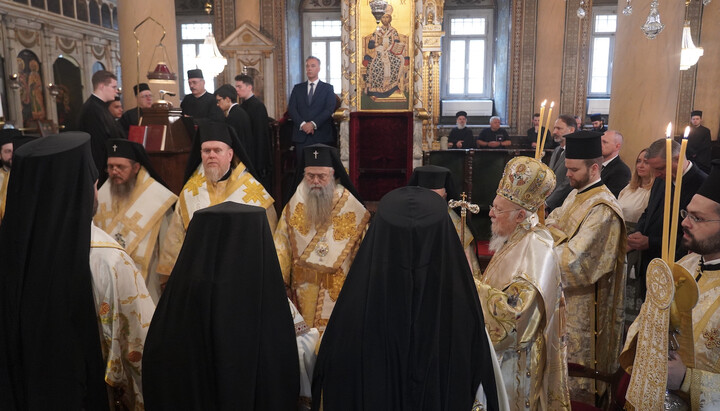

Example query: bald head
[601,130,623,160]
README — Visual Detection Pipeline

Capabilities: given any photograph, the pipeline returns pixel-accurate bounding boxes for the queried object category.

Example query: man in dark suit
[545,114,577,213]
[629,138,707,296]
[287,56,337,161]
[77,70,125,183]
[590,113,607,132]
[236,74,272,189]
[214,84,253,164]
[119,83,153,134]
[180,69,224,122]
[600,130,631,198]
[687,110,712,174]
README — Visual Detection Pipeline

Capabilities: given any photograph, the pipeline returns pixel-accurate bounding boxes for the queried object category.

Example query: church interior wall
[693,3,720,144]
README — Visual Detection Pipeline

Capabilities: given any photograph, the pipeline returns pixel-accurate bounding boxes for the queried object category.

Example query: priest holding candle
[544,130,626,406]
[629,130,707,299]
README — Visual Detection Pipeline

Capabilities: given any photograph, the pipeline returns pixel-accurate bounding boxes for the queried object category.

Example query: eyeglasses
[680,209,720,224]
[304,172,331,183]
[490,205,522,215]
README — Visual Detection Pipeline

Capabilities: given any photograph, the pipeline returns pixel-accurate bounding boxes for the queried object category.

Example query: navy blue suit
[287,80,336,158]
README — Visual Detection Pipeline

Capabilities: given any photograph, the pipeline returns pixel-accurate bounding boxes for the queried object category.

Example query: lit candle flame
[684,126,690,138]
[541,99,547,107]
[549,101,555,108]
[666,122,672,138]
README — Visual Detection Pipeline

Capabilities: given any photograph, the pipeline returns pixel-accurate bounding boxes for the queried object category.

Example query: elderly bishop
[274,144,370,334]
[158,121,277,279]
[94,139,177,303]
[545,131,626,405]
[476,156,570,410]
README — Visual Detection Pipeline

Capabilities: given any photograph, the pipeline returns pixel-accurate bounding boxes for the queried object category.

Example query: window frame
[176,16,215,98]
[302,11,342,94]
[441,9,494,100]
[587,6,616,98]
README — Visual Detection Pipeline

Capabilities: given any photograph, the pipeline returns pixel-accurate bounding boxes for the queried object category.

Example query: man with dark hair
[288,56,337,160]
[236,74,272,189]
[545,114,577,212]
[119,83,153,133]
[529,112,557,150]
[106,96,123,120]
[590,113,607,132]
[600,130,631,198]
[546,130,626,405]
[620,160,720,408]
[157,121,276,280]
[180,69,224,122]
[215,84,254,168]
[447,110,474,149]
[687,109,712,173]
[77,69,125,182]
[274,144,369,336]
[629,137,707,291]
[94,139,177,303]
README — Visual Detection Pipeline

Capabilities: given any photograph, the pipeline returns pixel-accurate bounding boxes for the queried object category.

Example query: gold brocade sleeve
[555,205,623,289]
[273,211,293,286]
[476,278,543,353]
[156,207,185,277]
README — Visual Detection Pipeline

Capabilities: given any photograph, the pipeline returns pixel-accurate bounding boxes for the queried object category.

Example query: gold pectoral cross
[448,192,479,247]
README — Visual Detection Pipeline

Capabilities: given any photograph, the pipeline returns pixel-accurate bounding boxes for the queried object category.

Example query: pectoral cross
[112,144,117,152]
[313,150,319,159]
[448,192,479,247]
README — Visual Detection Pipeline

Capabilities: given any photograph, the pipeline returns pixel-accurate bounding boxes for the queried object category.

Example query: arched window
[101,3,112,29]
[76,0,88,22]
[63,0,75,18]
[48,0,61,13]
[112,7,118,30]
[89,0,101,25]
[92,61,105,73]
[30,0,44,9]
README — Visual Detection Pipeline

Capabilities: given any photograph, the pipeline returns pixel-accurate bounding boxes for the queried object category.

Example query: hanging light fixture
[134,17,178,85]
[195,33,227,79]
[680,18,704,70]
[640,0,665,39]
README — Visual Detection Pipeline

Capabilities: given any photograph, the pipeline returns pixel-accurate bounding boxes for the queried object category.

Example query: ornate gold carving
[15,28,39,48]
[56,37,77,54]
[331,212,356,241]
[289,203,309,236]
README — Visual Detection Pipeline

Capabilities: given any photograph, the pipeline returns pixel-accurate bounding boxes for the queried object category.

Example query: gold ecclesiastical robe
[545,183,626,404]
[621,253,720,410]
[90,223,156,410]
[94,167,177,303]
[157,162,277,276]
[0,168,8,223]
[476,214,570,410]
[274,183,370,334]
[449,208,482,279]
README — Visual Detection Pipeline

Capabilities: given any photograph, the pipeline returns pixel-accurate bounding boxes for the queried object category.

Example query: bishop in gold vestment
[477,156,570,410]
[545,131,626,404]
[157,122,276,278]
[94,139,177,303]
[274,145,370,333]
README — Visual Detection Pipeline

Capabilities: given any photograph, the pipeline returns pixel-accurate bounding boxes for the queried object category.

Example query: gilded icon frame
[356,0,415,112]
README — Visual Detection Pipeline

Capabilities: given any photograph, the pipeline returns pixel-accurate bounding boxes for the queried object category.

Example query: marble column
[117,0,180,108]
[609,0,685,163]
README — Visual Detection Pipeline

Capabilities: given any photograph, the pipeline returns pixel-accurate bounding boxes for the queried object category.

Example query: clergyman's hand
[667,351,687,390]
[627,232,649,251]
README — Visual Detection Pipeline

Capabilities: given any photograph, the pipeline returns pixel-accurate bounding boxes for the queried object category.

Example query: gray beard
[110,177,136,201]
[205,165,229,183]
[303,179,335,227]
[488,232,509,253]
[456,124,466,129]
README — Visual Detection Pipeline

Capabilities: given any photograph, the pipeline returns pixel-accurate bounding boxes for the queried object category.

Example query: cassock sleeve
[289,299,319,401]
[476,279,543,353]
[679,367,720,408]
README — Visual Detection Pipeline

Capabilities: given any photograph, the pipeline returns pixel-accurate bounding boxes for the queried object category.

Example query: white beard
[488,232,509,253]
[457,124,466,129]
[301,179,335,226]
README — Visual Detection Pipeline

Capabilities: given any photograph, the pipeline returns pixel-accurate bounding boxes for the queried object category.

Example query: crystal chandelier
[680,22,704,70]
[195,33,227,79]
[640,0,665,39]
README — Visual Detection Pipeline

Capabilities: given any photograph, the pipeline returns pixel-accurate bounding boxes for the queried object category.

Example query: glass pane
[450,18,486,36]
[311,20,342,38]
[89,0,100,25]
[590,37,610,93]
[63,0,74,18]
[448,40,466,94]
[311,41,327,80]
[328,41,342,92]
[182,44,198,95]
[181,23,213,40]
[594,14,616,33]
[467,40,485,94]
